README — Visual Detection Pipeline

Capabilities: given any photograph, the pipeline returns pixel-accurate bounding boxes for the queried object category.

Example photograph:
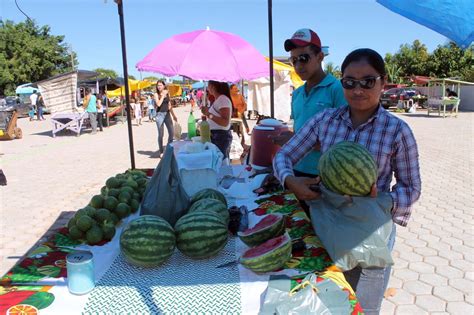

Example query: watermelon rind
[237,214,285,247]
[190,188,228,207]
[319,141,377,196]
[240,232,292,273]
[120,215,176,268]
[188,198,230,225]
[175,211,228,259]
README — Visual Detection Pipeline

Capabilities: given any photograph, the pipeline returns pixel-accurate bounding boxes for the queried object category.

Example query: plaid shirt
[273,105,421,226]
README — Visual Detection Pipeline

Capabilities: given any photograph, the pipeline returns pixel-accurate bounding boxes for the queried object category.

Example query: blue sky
[2,0,449,80]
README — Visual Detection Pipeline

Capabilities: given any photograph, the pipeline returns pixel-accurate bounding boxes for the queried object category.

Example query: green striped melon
[188,198,230,225]
[319,141,377,196]
[175,211,228,259]
[120,215,176,268]
[238,214,285,247]
[240,232,292,273]
[190,188,228,207]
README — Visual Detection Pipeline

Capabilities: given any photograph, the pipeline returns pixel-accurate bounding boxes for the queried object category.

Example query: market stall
[426,78,474,117]
[0,153,364,314]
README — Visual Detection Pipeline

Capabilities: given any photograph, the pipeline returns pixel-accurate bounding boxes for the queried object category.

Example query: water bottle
[187,111,196,139]
[200,115,211,143]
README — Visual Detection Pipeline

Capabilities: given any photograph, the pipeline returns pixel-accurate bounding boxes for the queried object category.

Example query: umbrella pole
[268,0,275,118]
[115,0,136,170]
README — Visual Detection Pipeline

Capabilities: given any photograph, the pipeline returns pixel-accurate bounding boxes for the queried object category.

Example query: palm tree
[324,62,341,78]
[386,63,402,83]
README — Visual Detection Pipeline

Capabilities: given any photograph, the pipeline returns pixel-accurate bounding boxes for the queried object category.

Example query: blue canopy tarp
[15,84,38,95]
[377,0,474,48]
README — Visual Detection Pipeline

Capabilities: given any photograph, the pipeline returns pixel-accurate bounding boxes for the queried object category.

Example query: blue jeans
[148,108,155,120]
[343,223,396,315]
[155,112,173,153]
[210,129,232,159]
[37,106,44,120]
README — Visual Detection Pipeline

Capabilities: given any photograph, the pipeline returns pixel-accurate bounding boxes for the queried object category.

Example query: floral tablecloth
[1,182,363,314]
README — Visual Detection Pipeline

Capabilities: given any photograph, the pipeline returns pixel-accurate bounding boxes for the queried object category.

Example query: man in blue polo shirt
[274,28,346,215]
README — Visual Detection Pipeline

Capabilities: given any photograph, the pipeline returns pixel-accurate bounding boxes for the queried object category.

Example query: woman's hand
[201,106,209,116]
[285,176,321,200]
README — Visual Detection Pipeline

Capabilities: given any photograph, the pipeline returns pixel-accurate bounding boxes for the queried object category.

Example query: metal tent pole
[268,0,275,118]
[115,0,135,169]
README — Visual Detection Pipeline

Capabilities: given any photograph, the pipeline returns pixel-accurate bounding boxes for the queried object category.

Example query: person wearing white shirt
[201,80,233,158]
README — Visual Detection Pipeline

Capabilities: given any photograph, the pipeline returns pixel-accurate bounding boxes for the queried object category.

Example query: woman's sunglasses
[288,53,312,66]
[341,76,381,90]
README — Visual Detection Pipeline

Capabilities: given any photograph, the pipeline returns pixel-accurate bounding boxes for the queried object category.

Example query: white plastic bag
[173,122,182,140]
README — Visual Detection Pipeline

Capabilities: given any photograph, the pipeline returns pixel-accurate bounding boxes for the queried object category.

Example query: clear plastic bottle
[200,115,211,143]
[187,111,196,139]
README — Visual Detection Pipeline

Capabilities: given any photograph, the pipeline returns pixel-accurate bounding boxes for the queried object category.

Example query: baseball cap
[284,28,322,52]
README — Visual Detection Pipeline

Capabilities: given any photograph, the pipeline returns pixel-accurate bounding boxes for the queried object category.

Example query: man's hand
[285,176,321,200]
[270,131,294,146]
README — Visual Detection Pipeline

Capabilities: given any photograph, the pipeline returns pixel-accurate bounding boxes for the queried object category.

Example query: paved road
[0,106,472,314]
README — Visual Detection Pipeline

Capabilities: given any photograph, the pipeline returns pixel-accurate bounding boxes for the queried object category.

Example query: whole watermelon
[238,214,285,247]
[175,211,228,259]
[240,232,292,273]
[120,215,176,268]
[319,141,377,196]
[190,188,228,207]
[188,198,230,225]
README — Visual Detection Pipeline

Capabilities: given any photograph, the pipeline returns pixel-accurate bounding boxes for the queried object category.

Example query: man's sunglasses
[341,76,381,90]
[289,53,312,66]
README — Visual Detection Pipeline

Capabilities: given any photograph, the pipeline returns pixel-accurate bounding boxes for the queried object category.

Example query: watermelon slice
[240,232,292,273]
[238,214,285,247]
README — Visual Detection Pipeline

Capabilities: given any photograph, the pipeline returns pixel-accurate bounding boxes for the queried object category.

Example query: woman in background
[154,80,177,156]
[201,81,233,159]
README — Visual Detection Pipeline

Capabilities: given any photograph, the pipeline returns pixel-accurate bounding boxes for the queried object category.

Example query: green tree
[128,75,136,80]
[427,42,474,80]
[92,68,118,79]
[392,40,430,77]
[0,19,77,94]
[324,62,341,78]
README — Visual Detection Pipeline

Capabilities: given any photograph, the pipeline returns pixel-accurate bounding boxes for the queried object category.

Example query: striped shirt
[273,105,421,227]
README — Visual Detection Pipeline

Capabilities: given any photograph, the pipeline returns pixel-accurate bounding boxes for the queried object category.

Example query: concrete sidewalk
[0,106,472,314]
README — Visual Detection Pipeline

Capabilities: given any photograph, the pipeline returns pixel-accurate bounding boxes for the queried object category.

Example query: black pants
[97,112,104,131]
[293,169,319,219]
[211,129,232,159]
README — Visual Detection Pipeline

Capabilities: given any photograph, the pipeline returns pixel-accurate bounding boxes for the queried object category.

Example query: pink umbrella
[136,29,270,82]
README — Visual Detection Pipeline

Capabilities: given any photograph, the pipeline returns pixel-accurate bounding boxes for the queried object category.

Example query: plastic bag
[140,145,189,226]
[259,273,351,315]
[173,122,182,140]
[308,186,394,271]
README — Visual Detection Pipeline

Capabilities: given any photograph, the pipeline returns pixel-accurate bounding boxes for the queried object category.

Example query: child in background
[147,95,155,122]
[132,97,142,125]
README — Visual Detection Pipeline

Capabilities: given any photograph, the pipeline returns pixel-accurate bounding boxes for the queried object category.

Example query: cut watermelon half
[238,214,285,247]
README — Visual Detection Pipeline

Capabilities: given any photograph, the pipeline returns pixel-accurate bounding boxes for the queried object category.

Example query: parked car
[380,87,425,109]
[0,96,32,117]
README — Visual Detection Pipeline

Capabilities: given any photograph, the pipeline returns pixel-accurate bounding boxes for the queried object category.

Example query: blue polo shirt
[291,74,347,175]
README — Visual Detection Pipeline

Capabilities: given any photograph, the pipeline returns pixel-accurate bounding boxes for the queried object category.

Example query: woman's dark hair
[341,48,386,77]
[208,80,233,106]
[155,80,167,97]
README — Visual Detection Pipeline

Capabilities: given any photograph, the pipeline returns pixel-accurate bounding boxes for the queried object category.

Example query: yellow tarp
[265,57,304,88]
[167,84,182,97]
[106,79,154,97]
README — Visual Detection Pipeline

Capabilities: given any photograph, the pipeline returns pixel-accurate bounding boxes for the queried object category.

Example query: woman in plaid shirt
[273,48,421,314]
